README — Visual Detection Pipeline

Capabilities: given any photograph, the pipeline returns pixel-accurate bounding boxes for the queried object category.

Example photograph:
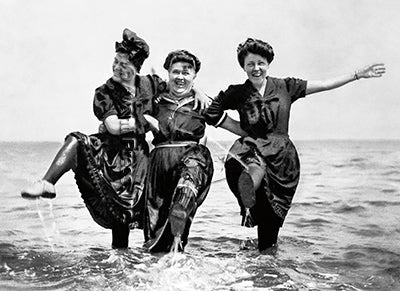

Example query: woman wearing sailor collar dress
[204,38,386,252]
[143,49,246,252]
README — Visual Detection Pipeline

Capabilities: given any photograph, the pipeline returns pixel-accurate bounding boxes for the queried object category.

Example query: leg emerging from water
[111,224,130,249]
[255,191,282,251]
[21,136,78,199]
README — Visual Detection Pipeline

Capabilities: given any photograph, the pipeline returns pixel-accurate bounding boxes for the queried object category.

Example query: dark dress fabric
[204,77,307,227]
[144,92,214,252]
[68,75,161,229]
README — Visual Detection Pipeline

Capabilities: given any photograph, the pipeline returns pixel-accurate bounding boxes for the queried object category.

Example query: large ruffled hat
[115,28,149,72]
[163,49,201,73]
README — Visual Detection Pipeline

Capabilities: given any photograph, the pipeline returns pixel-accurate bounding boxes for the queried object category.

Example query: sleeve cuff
[214,112,228,127]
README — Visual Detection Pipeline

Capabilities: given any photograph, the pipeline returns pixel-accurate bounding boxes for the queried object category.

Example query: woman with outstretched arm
[204,38,385,252]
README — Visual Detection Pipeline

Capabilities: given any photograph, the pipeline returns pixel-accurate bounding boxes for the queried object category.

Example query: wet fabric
[144,92,214,252]
[151,92,206,144]
[69,75,161,229]
[205,76,307,223]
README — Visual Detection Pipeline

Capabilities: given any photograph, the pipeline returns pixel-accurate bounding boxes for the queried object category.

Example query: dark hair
[163,49,201,73]
[237,38,274,68]
[115,28,149,72]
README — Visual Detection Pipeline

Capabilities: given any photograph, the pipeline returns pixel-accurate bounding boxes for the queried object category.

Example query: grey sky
[0,0,399,141]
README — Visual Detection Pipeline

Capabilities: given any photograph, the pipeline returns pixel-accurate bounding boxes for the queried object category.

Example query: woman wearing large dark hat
[21,28,166,248]
[204,38,386,251]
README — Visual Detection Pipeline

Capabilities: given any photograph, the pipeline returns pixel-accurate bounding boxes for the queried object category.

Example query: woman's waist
[248,131,289,139]
[154,140,199,149]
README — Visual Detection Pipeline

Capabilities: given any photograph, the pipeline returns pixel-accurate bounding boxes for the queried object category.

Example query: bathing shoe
[21,180,56,199]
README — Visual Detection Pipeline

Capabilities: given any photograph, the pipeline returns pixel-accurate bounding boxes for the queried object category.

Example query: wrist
[128,118,136,130]
[119,118,136,134]
[354,70,360,80]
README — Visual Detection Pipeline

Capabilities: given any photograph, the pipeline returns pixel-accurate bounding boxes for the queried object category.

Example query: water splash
[126,252,253,291]
[36,199,55,252]
[209,137,248,170]
[172,125,249,170]
[34,198,66,251]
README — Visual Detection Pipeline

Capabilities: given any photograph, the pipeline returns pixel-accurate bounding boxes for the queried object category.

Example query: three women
[21,31,386,253]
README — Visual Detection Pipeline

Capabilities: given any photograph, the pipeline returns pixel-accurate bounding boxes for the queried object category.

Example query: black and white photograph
[0,0,399,290]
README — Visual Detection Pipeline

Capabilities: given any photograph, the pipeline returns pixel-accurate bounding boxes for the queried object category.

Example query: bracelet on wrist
[354,71,360,80]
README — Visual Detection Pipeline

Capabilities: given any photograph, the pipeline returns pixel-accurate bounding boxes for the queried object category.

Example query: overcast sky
[0,0,399,141]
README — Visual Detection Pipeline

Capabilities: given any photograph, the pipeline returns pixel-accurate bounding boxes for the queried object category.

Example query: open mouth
[251,71,263,78]
[174,80,186,88]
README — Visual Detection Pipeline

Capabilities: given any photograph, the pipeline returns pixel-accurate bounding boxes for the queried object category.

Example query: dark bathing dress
[66,75,159,233]
[144,91,214,252]
[204,76,307,250]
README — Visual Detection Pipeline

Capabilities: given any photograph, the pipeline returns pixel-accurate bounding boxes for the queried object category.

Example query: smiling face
[243,53,269,87]
[168,61,197,97]
[112,53,137,84]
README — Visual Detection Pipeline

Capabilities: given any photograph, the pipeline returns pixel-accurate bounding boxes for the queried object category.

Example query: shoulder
[137,74,168,95]
[220,81,250,100]
[225,82,247,94]
[282,76,306,86]
[94,78,115,100]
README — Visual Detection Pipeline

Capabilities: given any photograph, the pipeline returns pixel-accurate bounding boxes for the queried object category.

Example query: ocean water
[0,140,399,290]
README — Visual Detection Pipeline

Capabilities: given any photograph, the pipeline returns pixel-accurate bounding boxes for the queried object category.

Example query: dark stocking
[111,224,130,249]
[43,136,78,184]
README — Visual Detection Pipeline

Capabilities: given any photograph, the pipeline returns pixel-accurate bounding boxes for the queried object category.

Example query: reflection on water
[0,140,400,290]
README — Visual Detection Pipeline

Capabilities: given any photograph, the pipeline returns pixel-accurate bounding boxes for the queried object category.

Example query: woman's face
[243,53,269,85]
[168,61,196,97]
[112,53,137,83]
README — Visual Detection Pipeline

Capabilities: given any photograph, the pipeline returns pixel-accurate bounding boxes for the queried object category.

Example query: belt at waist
[155,141,198,149]
[250,132,289,139]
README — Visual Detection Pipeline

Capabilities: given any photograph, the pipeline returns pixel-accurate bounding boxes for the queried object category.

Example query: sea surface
[0,140,399,290]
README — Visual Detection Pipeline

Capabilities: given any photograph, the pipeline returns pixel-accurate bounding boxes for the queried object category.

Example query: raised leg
[238,163,265,227]
[43,135,78,184]
[21,136,78,199]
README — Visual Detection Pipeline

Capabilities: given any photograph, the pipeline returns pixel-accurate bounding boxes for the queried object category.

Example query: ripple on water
[334,203,366,214]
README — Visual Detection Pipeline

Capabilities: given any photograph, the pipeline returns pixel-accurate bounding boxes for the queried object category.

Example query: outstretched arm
[306,63,386,96]
[219,116,248,137]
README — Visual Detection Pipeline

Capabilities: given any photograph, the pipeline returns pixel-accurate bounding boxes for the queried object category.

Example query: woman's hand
[103,115,135,135]
[193,87,213,111]
[355,63,386,79]
[120,118,136,134]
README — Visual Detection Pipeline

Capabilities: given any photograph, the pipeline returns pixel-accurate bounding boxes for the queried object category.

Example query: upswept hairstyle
[237,38,274,68]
